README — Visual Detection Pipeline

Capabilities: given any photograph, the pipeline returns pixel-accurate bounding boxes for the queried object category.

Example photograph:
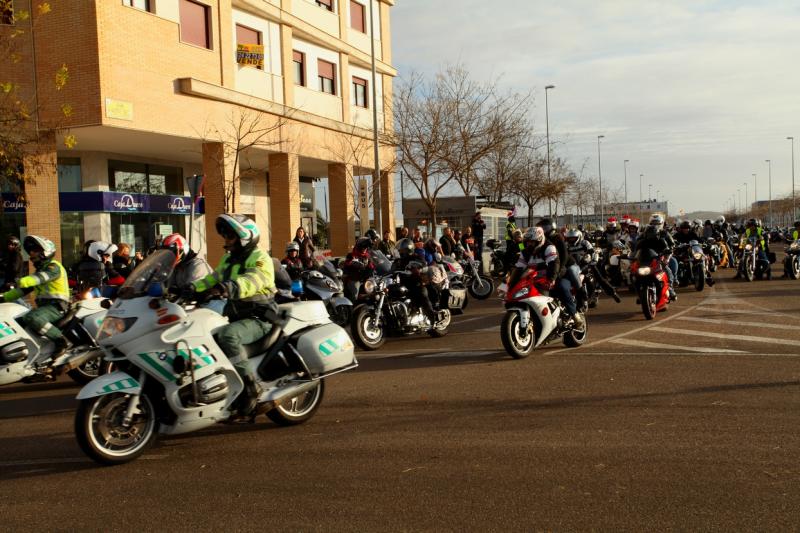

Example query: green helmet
[215,214,260,252]
[23,235,56,263]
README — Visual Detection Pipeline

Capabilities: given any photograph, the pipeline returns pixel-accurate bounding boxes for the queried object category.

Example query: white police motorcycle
[74,250,357,465]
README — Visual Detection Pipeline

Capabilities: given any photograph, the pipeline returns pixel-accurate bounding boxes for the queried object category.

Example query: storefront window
[110,213,186,255]
[0,213,25,242]
[109,160,183,195]
[60,212,84,269]
[57,157,82,192]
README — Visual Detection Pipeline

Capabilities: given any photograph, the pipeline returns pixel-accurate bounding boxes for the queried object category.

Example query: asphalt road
[2,268,799,531]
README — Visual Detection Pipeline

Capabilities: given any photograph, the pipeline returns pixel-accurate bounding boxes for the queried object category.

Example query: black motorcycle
[350,267,466,351]
[784,239,800,279]
[674,241,707,291]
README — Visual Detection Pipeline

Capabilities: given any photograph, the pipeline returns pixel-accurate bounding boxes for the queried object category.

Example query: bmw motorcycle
[0,291,109,386]
[499,268,587,358]
[73,250,357,465]
[291,259,352,326]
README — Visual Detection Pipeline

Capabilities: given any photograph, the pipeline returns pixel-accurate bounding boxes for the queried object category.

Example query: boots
[51,336,71,357]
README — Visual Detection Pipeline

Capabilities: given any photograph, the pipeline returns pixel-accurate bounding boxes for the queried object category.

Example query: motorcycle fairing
[76,370,141,399]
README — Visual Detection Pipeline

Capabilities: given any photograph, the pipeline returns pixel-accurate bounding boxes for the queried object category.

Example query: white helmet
[715,215,725,225]
[649,214,665,230]
[23,235,57,262]
[523,227,545,245]
[565,229,583,245]
[88,241,118,262]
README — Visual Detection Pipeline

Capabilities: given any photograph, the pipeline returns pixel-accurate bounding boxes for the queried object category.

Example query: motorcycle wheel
[491,259,506,279]
[75,392,158,465]
[693,264,705,292]
[640,287,656,320]
[745,260,755,282]
[350,305,385,350]
[67,357,101,385]
[500,311,538,359]
[563,314,587,347]
[267,380,325,426]
[468,275,494,300]
[791,257,800,280]
[428,309,451,338]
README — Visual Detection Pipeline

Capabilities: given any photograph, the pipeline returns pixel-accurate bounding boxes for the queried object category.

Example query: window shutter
[318,59,335,80]
[235,24,261,45]
[350,1,365,32]
[179,0,210,49]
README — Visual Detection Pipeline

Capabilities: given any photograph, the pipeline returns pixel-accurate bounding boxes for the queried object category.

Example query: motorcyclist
[537,218,581,321]
[673,220,715,286]
[281,241,304,281]
[566,229,620,307]
[791,220,800,242]
[1,236,71,354]
[1,236,25,291]
[393,237,439,328]
[364,229,381,250]
[342,237,376,301]
[504,212,518,255]
[742,218,771,279]
[189,214,277,416]
[160,233,213,293]
[75,241,125,294]
[598,217,621,251]
[636,217,677,301]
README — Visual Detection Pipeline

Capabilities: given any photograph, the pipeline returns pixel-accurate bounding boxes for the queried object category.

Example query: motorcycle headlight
[791,242,800,251]
[97,317,137,340]
[637,267,652,276]
[512,287,530,299]
[745,244,753,251]
[693,252,704,260]
[363,279,376,294]
[325,279,340,291]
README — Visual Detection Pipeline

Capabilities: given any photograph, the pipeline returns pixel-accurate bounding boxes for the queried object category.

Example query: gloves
[18,276,35,289]
[180,286,196,301]
[220,281,236,299]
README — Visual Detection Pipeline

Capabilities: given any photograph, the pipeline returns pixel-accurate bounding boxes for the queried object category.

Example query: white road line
[676,316,800,331]
[0,454,166,467]
[565,352,800,358]
[696,306,799,319]
[476,325,500,332]
[453,314,497,326]
[649,326,800,346]
[417,350,496,359]
[608,338,747,354]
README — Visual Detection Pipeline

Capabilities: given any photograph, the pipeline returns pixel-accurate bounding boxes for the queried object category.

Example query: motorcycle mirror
[172,355,187,374]
[100,299,112,309]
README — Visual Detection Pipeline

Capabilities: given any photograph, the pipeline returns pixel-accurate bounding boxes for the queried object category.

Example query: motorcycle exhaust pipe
[261,379,320,409]
[61,348,103,371]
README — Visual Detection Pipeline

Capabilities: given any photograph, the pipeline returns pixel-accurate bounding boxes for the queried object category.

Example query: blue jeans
[667,256,678,287]
[553,277,577,316]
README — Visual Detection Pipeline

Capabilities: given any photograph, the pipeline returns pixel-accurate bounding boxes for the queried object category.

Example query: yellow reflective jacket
[3,259,69,303]
[193,248,275,300]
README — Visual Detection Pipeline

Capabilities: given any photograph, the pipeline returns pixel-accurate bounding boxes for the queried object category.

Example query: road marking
[563,351,800,358]
[696,306,800,319]
[608,338,747,354]
[676,316,800,331]
[0,454,167,467]
[476,325,500,332]
[649,326,800,346]
[453,314,497,326]
[417,350,497,359]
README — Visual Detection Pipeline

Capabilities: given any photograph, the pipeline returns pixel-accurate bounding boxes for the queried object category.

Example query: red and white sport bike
[630,248,670,320]
[498,269,587,359]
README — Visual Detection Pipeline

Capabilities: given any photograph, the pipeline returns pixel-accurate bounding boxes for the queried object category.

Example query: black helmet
[6,236,20,250]
[396,238,415,257]
[679,220,691,230]
[365,229,379,243]
[644,225,658,240]
[536,218,556,238]
[354,237,372,252]
[794,220,800,229]
[747,218,756,227]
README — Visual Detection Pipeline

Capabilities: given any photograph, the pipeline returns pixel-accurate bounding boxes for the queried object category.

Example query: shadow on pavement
[0,393,76,419]
[0,433,100,481]
[354,350,512,373]
[0,380,79,396]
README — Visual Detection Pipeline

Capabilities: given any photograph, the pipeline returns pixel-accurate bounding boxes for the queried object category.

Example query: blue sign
[58,192,204,214]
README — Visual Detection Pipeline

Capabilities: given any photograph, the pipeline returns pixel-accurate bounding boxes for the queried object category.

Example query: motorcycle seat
[242,326,282,358]
[54,307,79,330]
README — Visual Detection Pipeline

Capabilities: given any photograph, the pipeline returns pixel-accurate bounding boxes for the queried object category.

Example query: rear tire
[468,275,494,300]
[350,305,385,351]
[267,380,324,426]
[500,311,538,359]
[428,310,451,338]
[67,357,101,385]
[563,314,587,347]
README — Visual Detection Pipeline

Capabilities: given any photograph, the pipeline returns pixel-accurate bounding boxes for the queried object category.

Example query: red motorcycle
[499,268,587,359]
[630,248,670,320]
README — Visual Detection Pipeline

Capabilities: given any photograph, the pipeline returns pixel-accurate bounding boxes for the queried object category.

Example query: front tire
[694,264,705,291]
[640,286,656,320]
[500,311,538,359]
[468,275,494,300]
[75,393,158,465]
[745,259,755,282]
[790,256,800,280]
[267,380,325,426]
[351,305,385,350]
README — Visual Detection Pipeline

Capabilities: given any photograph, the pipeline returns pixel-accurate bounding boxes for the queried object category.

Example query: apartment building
[1,0,396,266]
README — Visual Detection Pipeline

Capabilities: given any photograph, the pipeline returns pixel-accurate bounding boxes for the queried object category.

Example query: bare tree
[509,150,548,222]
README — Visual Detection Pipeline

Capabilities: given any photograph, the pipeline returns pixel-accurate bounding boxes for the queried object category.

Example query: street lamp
[623,159,629,204]
[737,188,741,215]
[597,135,605,225]
[656,189,660,203]
[544,84,555,217]
[788,136,795,220]
[648,183,652,203]
[765,160,772,227]
[743,182,748,216]
[639,173,644,219]
[752,173,757,207]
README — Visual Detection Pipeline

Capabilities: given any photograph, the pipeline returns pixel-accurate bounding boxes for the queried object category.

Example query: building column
[23,132,61,261]
[380,171,395,233]
[202,141,238,267]
[269,152,300,255]
[340,52,351,123]
[328,162,355,256]
[280,24,294,108]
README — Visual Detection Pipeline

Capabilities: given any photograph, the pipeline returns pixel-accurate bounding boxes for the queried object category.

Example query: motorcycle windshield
[370,250,394,276]
[117,250,176,300]
[317,259,339,279]
[273,258,292,290]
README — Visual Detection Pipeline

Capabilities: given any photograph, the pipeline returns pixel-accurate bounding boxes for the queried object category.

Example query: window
[236,23,262,69]
[350,1,365,33]
[123,0,152,12]
[57,157,82,192]
[109,161,183,195]
[179,0,211,49]
[352,76,368,108]
[318,60,336,95]
[1,0,13,25]
[293,50,306,86]
[315,0,333,11]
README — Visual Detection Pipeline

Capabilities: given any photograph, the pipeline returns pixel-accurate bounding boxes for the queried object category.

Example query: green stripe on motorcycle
[139,353,176,380]
[101,377,139,393]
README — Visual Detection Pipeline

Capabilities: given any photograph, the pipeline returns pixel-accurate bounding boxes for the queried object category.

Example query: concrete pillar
[339,52,351,123]
[280,24,294,108]
[83,214,112,244]
[218,1,236,89]
[268,153,300,255]
[380,170,395,233]
[380,1,392,64]
[202,141,238,267]
[23,132,61,261]
[328,163,355,256]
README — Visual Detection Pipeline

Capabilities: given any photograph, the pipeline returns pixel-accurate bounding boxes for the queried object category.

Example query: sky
[390,0,800,216]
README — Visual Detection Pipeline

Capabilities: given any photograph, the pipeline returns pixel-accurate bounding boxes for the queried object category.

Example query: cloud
[392,0,800,214]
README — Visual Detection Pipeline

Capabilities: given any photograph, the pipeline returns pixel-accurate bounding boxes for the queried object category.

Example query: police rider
[1,236,71,355]
[188,214,277,416]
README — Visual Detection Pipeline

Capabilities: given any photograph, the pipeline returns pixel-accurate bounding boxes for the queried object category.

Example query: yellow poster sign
[105,98,133,121]
[236,44,265,68]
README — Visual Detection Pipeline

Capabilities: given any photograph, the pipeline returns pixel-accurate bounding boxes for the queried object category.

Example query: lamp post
[743,182,748,216]
[656,189,660,203]
[648,183,652,203]
[545,84,555,217]
[623,159,629,205]
[639,173,644,220]
[788,136,795,220]
[368,0,382,230]
[765,159,772,227]
[737,188,741,215]
[597,135,605,225]
[752,173,757,208]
